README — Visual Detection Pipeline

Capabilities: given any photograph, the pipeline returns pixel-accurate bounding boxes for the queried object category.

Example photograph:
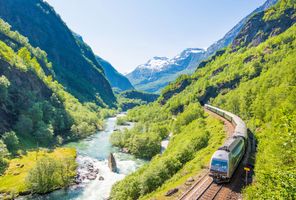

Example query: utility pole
[36,141,39,161]
[244,167,250,185]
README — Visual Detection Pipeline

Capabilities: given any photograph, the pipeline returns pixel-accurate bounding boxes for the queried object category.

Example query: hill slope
[0,19,106,153]
[110,1,296,199]
[0,0,116,106]
[95,56,134,91]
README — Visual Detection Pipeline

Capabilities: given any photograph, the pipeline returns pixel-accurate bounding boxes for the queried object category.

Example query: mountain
[0,18,105,150]
[127,0,278,93]
[126,48,206,93]
[117,90,159,111]
[111,1,296,199]
[0,0,116,106]
[95,56,134,92]
[206,0,279,56]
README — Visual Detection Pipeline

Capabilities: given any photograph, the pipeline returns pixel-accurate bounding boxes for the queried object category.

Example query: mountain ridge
[126,0,278,93]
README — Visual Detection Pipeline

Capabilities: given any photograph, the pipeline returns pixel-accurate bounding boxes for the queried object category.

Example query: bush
[2,131,19,154]
[0,140,8,175]
[26,156,76,194]
[0,75,10,102]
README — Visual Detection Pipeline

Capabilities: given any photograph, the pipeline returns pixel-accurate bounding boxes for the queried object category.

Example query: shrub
[2,131,19,154]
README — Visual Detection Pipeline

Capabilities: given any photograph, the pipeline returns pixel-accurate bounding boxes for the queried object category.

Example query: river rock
[108,153,117,172]
[94,168,99,174]
[86,173,97,180]
[165,188,179,196]
[121,148,129,153]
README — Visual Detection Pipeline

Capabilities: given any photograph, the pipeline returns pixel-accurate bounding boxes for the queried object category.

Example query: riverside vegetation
[110,1,296,199]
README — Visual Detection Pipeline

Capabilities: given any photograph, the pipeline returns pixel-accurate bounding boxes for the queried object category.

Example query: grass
[0,148,76,197]
[140,115,226,200]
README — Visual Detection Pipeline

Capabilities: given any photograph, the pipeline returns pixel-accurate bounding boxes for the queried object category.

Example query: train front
[209,150,229,182]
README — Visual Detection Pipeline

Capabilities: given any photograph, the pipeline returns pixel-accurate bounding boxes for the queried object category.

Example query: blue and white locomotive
[205,104,248,183]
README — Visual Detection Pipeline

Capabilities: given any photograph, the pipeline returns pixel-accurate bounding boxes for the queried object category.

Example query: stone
[121,148,129,153]
[108,153,117,172]
[165,188,178,196]
[86,173,97,180]
[94,168,99,174]
[187,177,194,182]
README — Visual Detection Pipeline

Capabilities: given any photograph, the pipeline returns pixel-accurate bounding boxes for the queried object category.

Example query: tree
[26,156,76,194]
[34,121,54,145]
[0,75,10,102]
[2,131,19,154]
[29,103,43,124]
[15,114,33,136]
[26,157,58,194]
[57,157,76,186]
[0,140,8,175]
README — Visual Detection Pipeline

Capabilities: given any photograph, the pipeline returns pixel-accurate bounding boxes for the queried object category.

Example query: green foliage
[111,117,212,199]
[173,103,204,133]
[2,131,19,155]
[0,140,9,175]
[0,148,76,196]
[117,90,159,111]
[116,117,127,126]
[0,19,115,155]
[0,75,10,102]
[14,115,33,136]
[26,156,76,194]
[264,0,296,21]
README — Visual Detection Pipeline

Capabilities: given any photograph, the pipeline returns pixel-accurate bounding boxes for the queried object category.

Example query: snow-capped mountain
[126,0,278,94]
[126,48,205,93]
[138,56,170,72]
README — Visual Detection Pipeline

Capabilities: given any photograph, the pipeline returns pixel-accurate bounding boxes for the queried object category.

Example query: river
[22,114,146,200]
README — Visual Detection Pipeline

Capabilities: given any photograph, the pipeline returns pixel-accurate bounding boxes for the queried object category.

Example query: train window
[211,159,228,172]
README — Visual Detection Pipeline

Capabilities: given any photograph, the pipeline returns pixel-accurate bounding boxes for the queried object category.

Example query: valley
[0,0,295,200]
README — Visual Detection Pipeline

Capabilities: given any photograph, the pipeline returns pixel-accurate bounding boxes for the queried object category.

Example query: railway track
[178,106,245,200]
[179,174,223,200]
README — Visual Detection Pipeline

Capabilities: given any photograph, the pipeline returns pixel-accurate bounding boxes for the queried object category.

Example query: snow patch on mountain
[136,48,205,72]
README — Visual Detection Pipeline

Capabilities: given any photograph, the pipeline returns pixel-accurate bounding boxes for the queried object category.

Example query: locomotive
[205,104,248,183]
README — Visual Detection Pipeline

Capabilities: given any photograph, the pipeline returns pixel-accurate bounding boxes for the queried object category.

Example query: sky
[45,0,266,74]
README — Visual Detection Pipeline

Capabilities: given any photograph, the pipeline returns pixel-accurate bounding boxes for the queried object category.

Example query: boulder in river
[121,148,129,153]
[108,153,117,172]
[86,173,97,180]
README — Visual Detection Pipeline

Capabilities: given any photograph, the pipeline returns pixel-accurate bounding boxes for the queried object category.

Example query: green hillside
[0,0,116,106]
[110,1,296,199]
[0,18,112,161]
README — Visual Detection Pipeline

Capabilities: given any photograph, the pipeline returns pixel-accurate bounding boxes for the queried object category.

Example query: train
[205,104,248,183]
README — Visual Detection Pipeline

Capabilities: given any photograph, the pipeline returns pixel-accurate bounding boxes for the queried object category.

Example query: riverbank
[0,148,76,199]
[17,114,146,200]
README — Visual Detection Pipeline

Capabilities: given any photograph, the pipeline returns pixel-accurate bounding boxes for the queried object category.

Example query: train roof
[205,104,248,139]
[212,150,229,161]
[219,137,243,152]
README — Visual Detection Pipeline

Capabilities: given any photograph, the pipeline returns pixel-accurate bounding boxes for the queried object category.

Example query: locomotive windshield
[211,159,228,172]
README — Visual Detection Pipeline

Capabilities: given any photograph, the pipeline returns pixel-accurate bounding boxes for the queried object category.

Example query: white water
[161,133,172,153]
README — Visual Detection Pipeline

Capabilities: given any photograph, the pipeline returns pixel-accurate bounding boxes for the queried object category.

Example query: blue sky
[45,0,266,73]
